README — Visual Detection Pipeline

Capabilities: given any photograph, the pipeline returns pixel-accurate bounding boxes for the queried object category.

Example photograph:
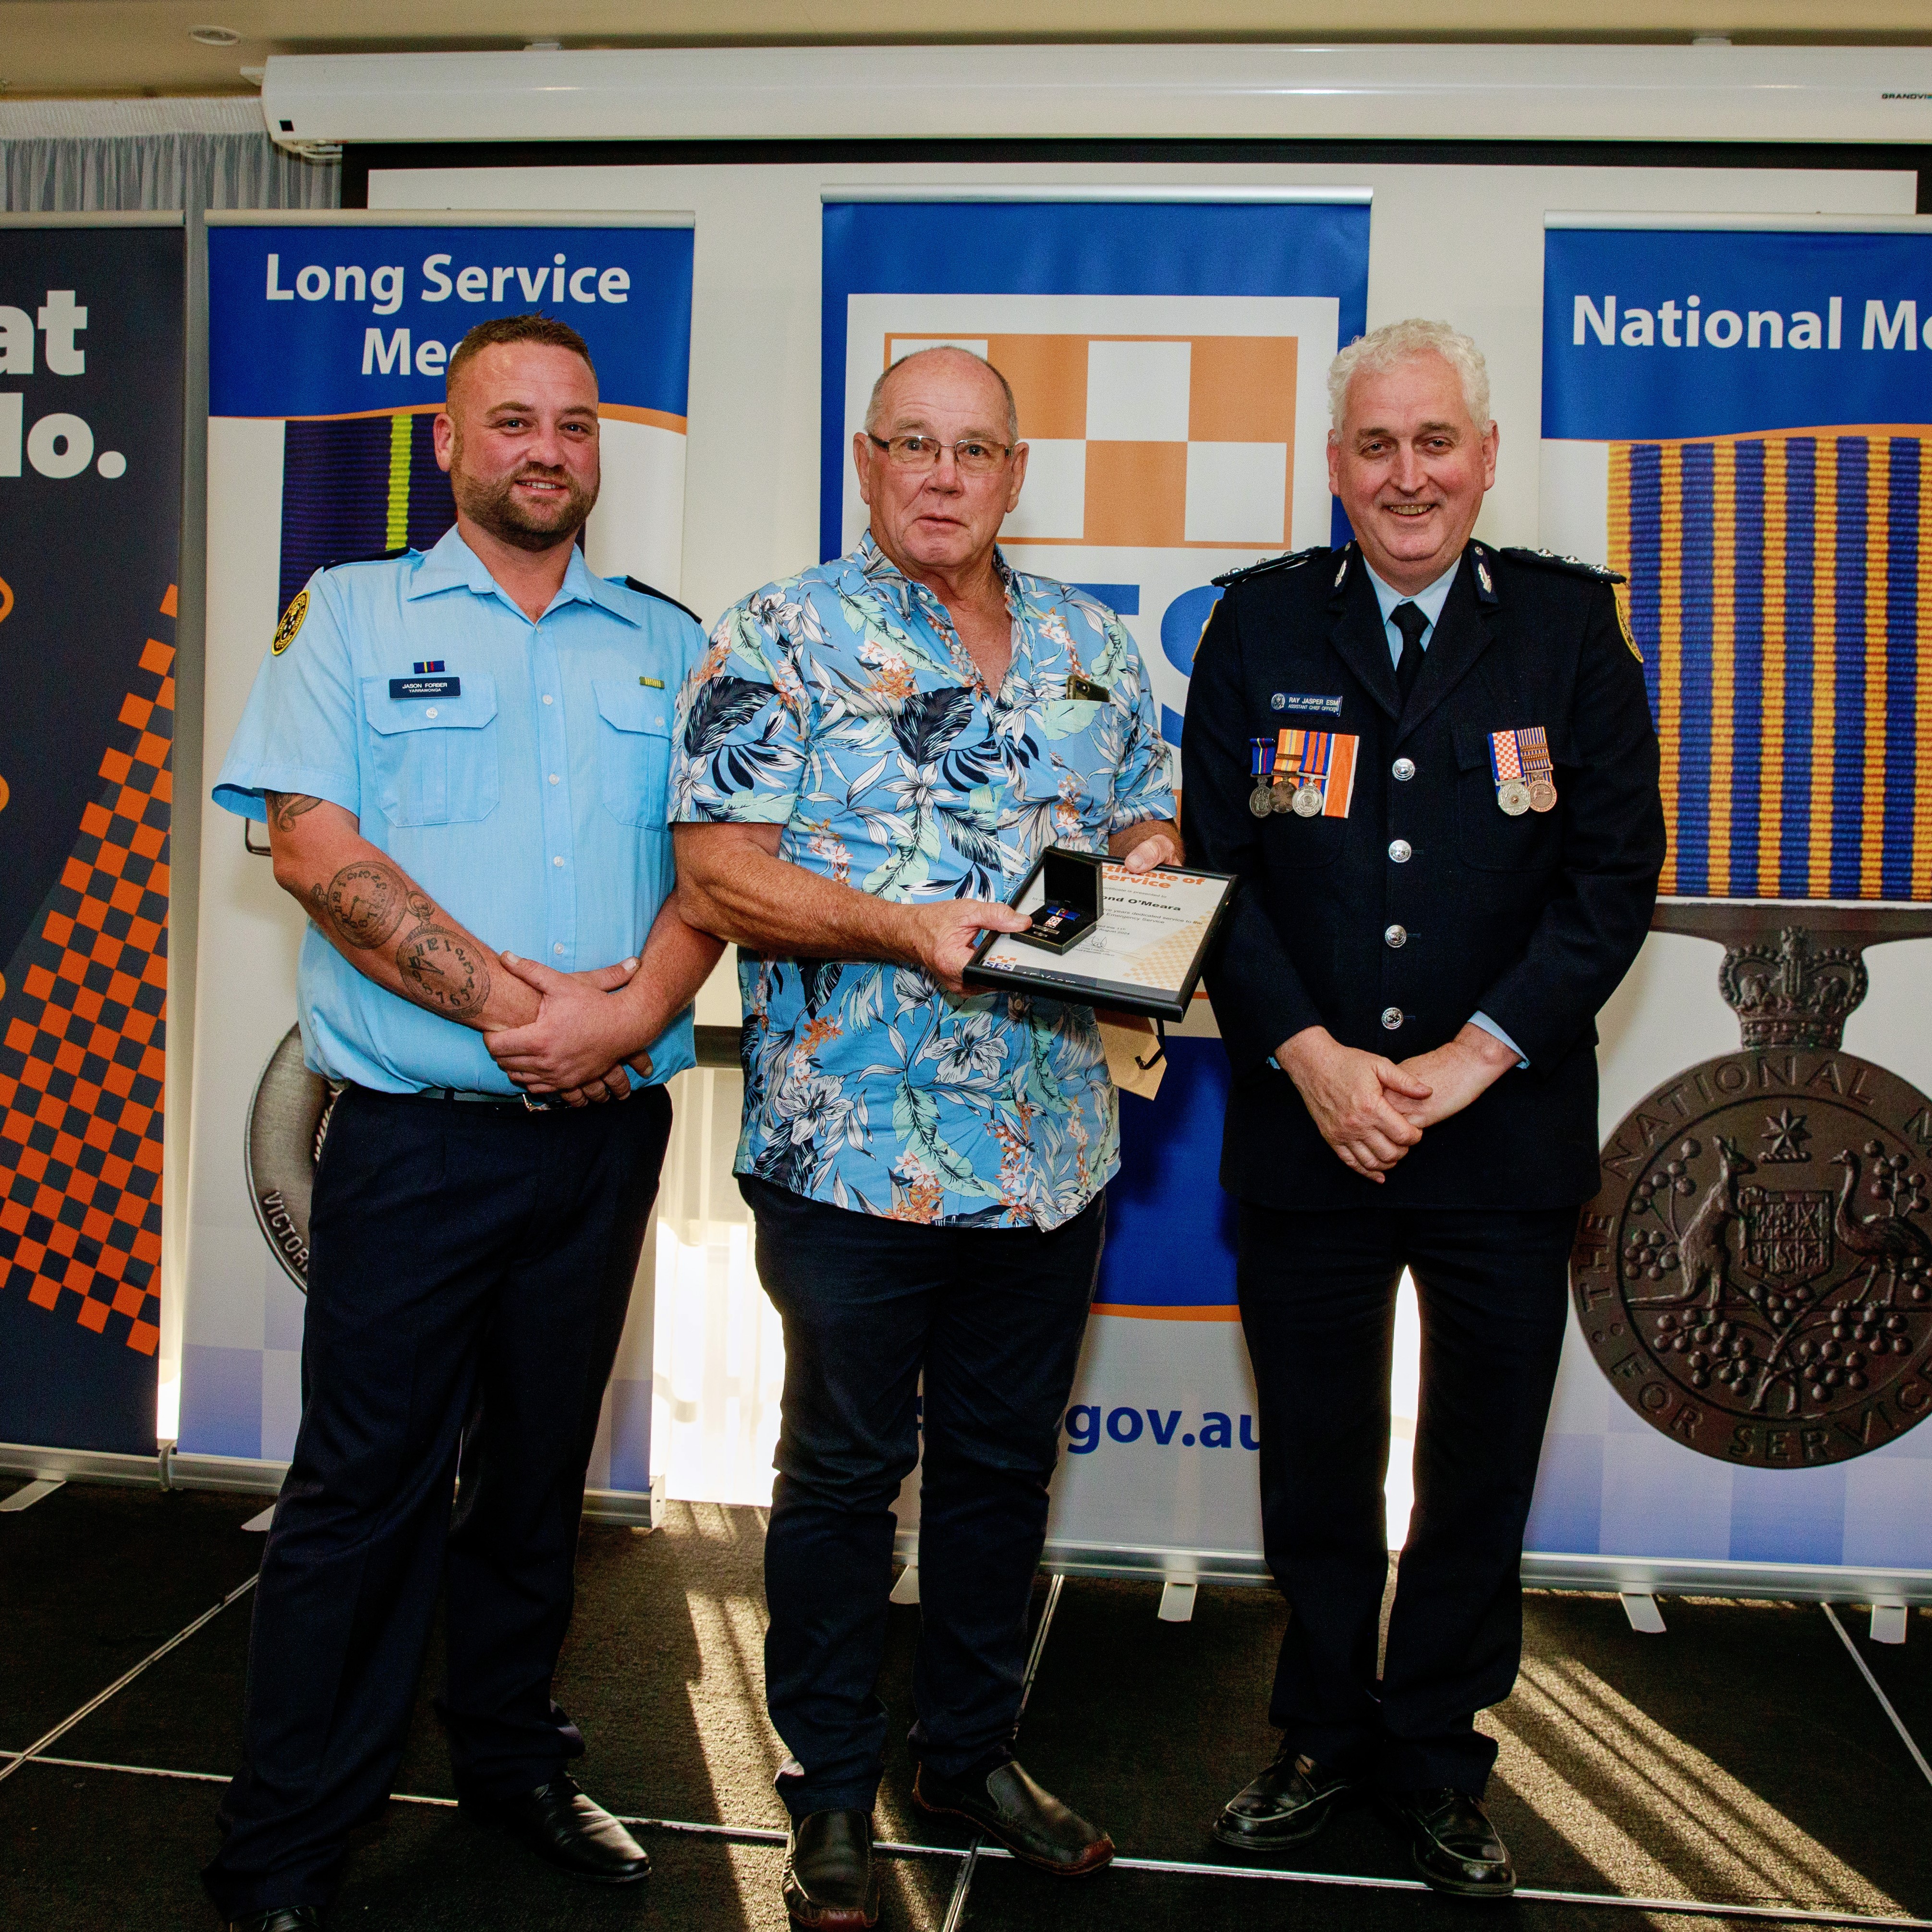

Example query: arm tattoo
[320,859,409,950]
[396,924,491,1020]
[265,790,325,833]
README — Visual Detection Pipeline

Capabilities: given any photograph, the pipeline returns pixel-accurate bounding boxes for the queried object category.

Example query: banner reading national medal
[823,192,1371,1581]
[1539,216,1932,1592]
[179,213,693,1494]
[0,214,183,1458]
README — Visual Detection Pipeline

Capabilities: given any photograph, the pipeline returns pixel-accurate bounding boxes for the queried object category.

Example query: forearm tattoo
[264,790,324,833]
[395,924,491,1020]
[313,859,411,950]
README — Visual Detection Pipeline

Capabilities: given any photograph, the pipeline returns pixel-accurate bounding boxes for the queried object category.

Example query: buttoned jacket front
[1182,539,1665,1210]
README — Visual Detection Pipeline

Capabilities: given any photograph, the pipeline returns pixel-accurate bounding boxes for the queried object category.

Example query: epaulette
[621,575,703,625]
[325,545,413,571]
[1500,547,1627,586]
[1211,546,1328,591]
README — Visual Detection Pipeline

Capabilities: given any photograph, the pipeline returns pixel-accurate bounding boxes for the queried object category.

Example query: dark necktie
[1391,601,1429,707]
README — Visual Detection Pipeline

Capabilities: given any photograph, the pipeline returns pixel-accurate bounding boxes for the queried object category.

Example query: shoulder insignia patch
[271,588,308,656]
[1500,546,1628,585]
[1211,546,1328,591]
[623,575,704,626]
[1614,590,1642,661]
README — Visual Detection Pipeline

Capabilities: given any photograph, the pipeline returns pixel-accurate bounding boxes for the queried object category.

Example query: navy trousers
[742,1177,1106,1818]
[1236,1202,1577,1797]
[203,1082,672,1918]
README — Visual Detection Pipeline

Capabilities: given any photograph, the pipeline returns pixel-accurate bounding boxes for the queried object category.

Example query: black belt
[400,1085,561,1112]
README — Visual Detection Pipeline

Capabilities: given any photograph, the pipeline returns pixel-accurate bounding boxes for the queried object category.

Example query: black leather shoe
[228,1913,321,1932]
[1390,1787,1516,1897]
[783,1810,879,1929]
[914,1759,1113,1876]
[1212,1748,1356,1851]
[462,1774,651,1884]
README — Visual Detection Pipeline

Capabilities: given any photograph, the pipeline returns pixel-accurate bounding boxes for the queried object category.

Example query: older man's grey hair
[1327,319,1492,436]
[864,345,1020,445]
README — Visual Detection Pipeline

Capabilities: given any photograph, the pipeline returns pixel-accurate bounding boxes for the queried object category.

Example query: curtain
[1,130,338,215]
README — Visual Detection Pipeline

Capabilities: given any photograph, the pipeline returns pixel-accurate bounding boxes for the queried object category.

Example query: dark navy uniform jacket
[1182,538,1665,1211]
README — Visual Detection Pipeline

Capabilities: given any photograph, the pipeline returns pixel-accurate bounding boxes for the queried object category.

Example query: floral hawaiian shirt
[670,534,1176,1228]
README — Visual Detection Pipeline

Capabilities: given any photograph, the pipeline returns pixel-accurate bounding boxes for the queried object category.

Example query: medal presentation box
[964,848,1233,1023]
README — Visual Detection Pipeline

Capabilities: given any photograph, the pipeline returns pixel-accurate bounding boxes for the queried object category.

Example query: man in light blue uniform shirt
[200,316,722,1932]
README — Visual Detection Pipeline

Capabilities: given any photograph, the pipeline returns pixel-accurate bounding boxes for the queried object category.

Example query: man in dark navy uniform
[1182,319,1664,1896]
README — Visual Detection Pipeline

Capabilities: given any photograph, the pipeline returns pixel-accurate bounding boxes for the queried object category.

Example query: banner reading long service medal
[0,215,182,1457]
[1536,216,1932,1584]
[178,214,693,1485]
[824,194,1369,1576]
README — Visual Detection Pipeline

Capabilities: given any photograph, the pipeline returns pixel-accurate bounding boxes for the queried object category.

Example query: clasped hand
[1278,1024,1516,1182]
[485,954,653,1107]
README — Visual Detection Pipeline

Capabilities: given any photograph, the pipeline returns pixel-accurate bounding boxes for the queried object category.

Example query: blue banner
[1544,224,1932,442]
[0,219,182,1455]
[1543,222,1932,903]
[208,221,693,420]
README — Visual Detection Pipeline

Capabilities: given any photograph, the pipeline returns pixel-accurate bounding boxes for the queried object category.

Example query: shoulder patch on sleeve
[1211,545,1329,591]
[623,575,703,626]
[1499,546,1627,586]
[271,588,309,655]
[1613,589,1642,661]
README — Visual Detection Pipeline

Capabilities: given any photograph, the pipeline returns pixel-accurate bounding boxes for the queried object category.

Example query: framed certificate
[962,847,1236,1022]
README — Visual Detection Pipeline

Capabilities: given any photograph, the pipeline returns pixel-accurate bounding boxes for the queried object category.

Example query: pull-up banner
[823,194,1371,1574]
[1537,217,1932,1587]
[180,213,693,1482]
[0,214,183,1456]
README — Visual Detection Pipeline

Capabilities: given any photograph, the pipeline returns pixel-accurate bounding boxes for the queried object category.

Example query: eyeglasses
[866,432,1013,475]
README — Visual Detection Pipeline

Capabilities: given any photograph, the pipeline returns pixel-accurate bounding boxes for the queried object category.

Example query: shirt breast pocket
[362,674,500,827]
[1453,720,1564,873]
[593,679,672,827]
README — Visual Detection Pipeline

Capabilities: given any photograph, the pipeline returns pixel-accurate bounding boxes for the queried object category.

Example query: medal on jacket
[1519,724,1558,813]
[1278,727,1332,816]
[1488,729,1532,816]
[1248,737,1277,817]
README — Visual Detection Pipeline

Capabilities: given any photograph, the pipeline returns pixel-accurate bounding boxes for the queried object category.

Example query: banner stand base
[0,1442,659,1529]
[9,1447,1927,1608]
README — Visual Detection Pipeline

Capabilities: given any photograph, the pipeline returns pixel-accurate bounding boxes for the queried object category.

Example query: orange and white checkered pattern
[0,592,173,1357]
[885,332,1296,550]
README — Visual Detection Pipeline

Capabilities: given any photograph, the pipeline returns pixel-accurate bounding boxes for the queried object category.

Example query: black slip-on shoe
[462,1774,651,1884]
[783,1809,880,1929]
[914,1759,1113,1876]
[1389,1787,1517,1898]
[1212,1749,1358,1851]
[228,1913,322,1932]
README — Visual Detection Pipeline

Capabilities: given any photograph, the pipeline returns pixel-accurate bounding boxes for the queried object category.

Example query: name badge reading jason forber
[390,676,461,701]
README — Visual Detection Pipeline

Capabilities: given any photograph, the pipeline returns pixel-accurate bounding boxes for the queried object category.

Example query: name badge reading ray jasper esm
[389,676,460,701]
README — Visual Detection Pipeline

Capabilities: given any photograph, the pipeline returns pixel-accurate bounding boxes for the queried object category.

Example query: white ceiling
[0,1,1928,102]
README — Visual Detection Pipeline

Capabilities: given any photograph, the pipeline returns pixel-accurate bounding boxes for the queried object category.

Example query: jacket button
[1388,838,1412,863]
[1382,1006,1404,1030]
[1392,757,1416,781]
[1385,924,1408,948]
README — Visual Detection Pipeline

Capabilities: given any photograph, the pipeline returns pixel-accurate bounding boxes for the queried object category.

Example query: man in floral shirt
[673,347,1178,1930]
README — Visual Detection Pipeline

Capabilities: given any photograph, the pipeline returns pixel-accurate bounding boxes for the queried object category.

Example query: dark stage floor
[2,1475,1929,1931]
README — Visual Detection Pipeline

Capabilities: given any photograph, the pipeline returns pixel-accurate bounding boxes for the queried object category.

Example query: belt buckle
[521,1092,558,1113]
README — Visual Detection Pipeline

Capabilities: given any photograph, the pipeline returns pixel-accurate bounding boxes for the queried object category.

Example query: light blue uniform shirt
[1364,554,1527,1068]
[212,526,705,1095]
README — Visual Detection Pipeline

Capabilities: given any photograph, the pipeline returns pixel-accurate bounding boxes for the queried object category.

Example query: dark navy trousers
[203,1082,672,1918]
[1236,1202,1577,1797]
[742,1177,1106,1818]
